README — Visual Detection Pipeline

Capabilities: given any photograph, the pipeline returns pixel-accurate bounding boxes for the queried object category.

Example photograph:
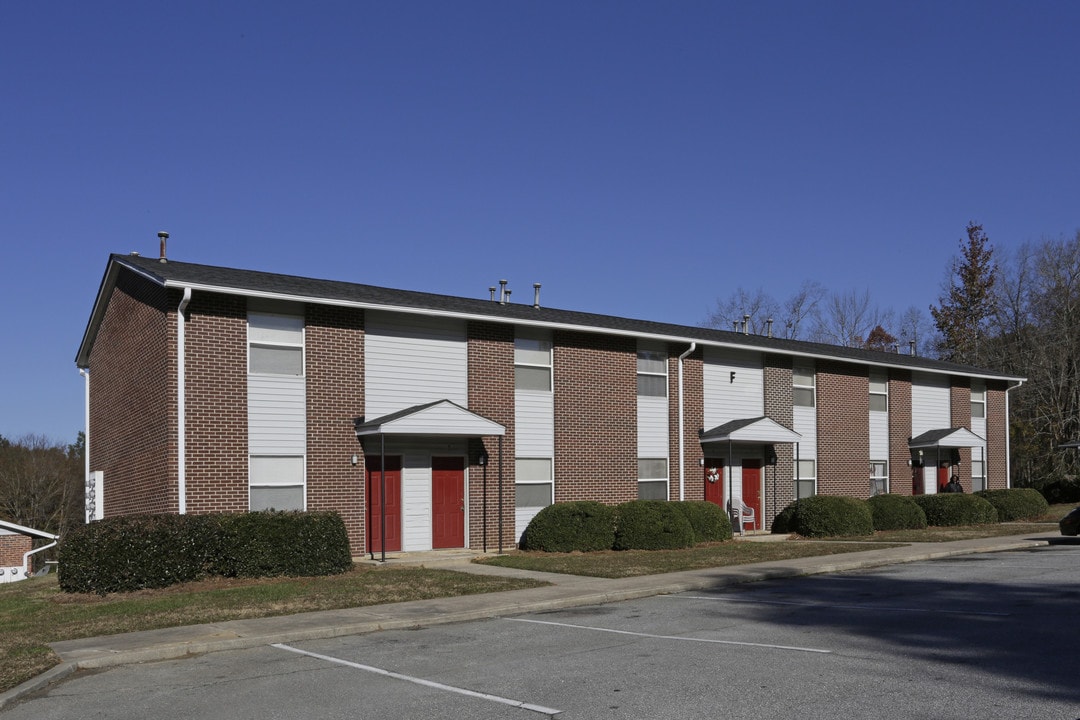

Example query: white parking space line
[272,643,562,717]
[508,618,831,654]
[670,595,1012,617]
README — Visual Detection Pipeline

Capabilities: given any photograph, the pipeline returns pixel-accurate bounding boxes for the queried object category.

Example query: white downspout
[22,540,58,579]
[677,342,697,501]
[79,368,91,522]
[1005,380,1023,488]
[177,287,192,514]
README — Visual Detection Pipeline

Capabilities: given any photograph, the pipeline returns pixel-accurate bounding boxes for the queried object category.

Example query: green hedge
[912,493,998,526]
[518,501,616,552]
[671,501,733,543]
[613,500,695,550]
[770,496,874,537]
[58,511,352,594]
[867,494,927,530]
[973,488,1049,521]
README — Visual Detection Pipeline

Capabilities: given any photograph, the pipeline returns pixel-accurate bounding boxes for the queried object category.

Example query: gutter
[1005,379,1024,488]
[177,287,192,514]
[677,342,696,501]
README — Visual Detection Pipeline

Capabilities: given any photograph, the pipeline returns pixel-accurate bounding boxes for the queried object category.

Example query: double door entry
[703,458,762,529]
[367,456,465,553]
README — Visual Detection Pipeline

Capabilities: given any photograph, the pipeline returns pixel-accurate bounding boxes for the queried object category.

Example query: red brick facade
[306,305,366,552]
[467,321,516,551]
[0,535,32,568]
[84,261,1021,551]
[816,360,870,497]
[888,371,914,495]
[88,270,175,517]
[183,293,248,514]
[552,331,637,504]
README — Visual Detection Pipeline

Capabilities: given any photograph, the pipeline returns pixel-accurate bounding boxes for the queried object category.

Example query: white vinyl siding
[911,372,950,436]
[402,454,432,552]
[248,311,307,511]
[869,371,889,466]
[365,311,468,418]
[248,375,307,455]
[637,344,669,460]
[515,330,554,542]
[702,347,764,428]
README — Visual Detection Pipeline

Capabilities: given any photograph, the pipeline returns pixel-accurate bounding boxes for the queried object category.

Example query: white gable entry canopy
[354,400,507,561]
[909,427,989,492]
[699,417,802,533]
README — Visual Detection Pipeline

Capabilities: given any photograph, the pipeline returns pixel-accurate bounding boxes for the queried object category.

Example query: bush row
[519,500,733,552]
[58,511,353,594]
[771,489,1043,537]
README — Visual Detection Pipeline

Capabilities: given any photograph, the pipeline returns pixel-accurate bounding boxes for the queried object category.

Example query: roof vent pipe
[499,279,508,304]
[533,283,542,309]
[766,317,774,338]
[909,340,917,356]
[158,231,169,263]
[732,320,739,332]
[743,314,750,335]
[504,289,512,303]
[489,286,496,302]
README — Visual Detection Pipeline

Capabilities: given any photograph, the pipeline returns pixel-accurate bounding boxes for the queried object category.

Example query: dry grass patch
[0,565,544,695]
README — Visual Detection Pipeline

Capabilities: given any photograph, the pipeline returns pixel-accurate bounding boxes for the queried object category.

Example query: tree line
[0,433,84,536]
[705,223,1080,484]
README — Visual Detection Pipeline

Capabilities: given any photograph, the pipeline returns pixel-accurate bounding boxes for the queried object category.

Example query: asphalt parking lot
[5,542,1078,719]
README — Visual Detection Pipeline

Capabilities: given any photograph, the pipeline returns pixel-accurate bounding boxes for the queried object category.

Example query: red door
[742,460,762,531]
[704,459,724,508]
[432,456,465,549]
[367,456,402,553]
[937,464,950,493]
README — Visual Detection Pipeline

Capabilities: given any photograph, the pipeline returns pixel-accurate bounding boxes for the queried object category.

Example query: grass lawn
[0,565,545,696]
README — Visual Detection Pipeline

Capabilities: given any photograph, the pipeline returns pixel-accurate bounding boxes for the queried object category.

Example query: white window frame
[793,364,815,408]
[637,457,669,500]
[514,457,554,509]
[870,460,889,496]
[248,455,306,511]
[514,333,553,392]
[971,455,987,492]
[248,312,305,377]
[971,382,986,419]
[795,458,817,498]
[869,371,888,413]
[636,346,668,398]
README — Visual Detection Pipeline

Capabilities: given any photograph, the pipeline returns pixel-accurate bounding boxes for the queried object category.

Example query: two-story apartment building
[76,250,1024,556]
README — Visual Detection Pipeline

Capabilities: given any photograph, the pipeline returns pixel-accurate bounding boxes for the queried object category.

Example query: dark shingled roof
[79,253,1024,382]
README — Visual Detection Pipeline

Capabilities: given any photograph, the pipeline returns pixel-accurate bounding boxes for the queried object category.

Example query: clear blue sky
[2,1,1077,443]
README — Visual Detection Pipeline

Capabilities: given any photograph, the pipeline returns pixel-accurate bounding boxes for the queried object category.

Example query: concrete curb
[0,534,1055,710]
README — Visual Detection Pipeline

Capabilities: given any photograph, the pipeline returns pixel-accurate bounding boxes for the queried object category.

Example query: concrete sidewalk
[3,530,1061,709]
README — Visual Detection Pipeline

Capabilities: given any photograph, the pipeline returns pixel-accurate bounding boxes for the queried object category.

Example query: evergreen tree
[930,222,998,364]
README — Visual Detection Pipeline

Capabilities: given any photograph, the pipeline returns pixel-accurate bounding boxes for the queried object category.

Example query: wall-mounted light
[698,457,705,467]
[351,454,358,466]
[478,451,488,466]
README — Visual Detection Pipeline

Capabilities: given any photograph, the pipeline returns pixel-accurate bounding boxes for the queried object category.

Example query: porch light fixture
[478,451,488,466]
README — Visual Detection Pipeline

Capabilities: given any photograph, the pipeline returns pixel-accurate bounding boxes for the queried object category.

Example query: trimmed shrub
[913,493,998,526]
[213,511,353,578]
[867,494,927,531]
[518,501,616,552]
[772,496,874,537]
[613,500,695,550]
[58,513,222,595]
[671,501,733,543]
[974,488,1049,521]
[58,511,352,594]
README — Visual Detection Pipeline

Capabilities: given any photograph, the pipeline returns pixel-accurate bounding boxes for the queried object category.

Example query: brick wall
[888,371,913,495]
[763,354,795,524]
[468,322,516,551]
[553,331,637,504]
[950,379,973,484]
[0,535,31,567]
[816,360,869,497]
[987,381,1009,489]
[88,268,175,517]
[306,305,366,554]
[671,348,704,501]
[183,292,248,514]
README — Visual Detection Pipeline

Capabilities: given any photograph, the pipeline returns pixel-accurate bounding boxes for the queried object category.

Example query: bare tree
[811,288,893,348]
[897,306,938,357]
[704,281,825,340]
[0,433,84,536]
